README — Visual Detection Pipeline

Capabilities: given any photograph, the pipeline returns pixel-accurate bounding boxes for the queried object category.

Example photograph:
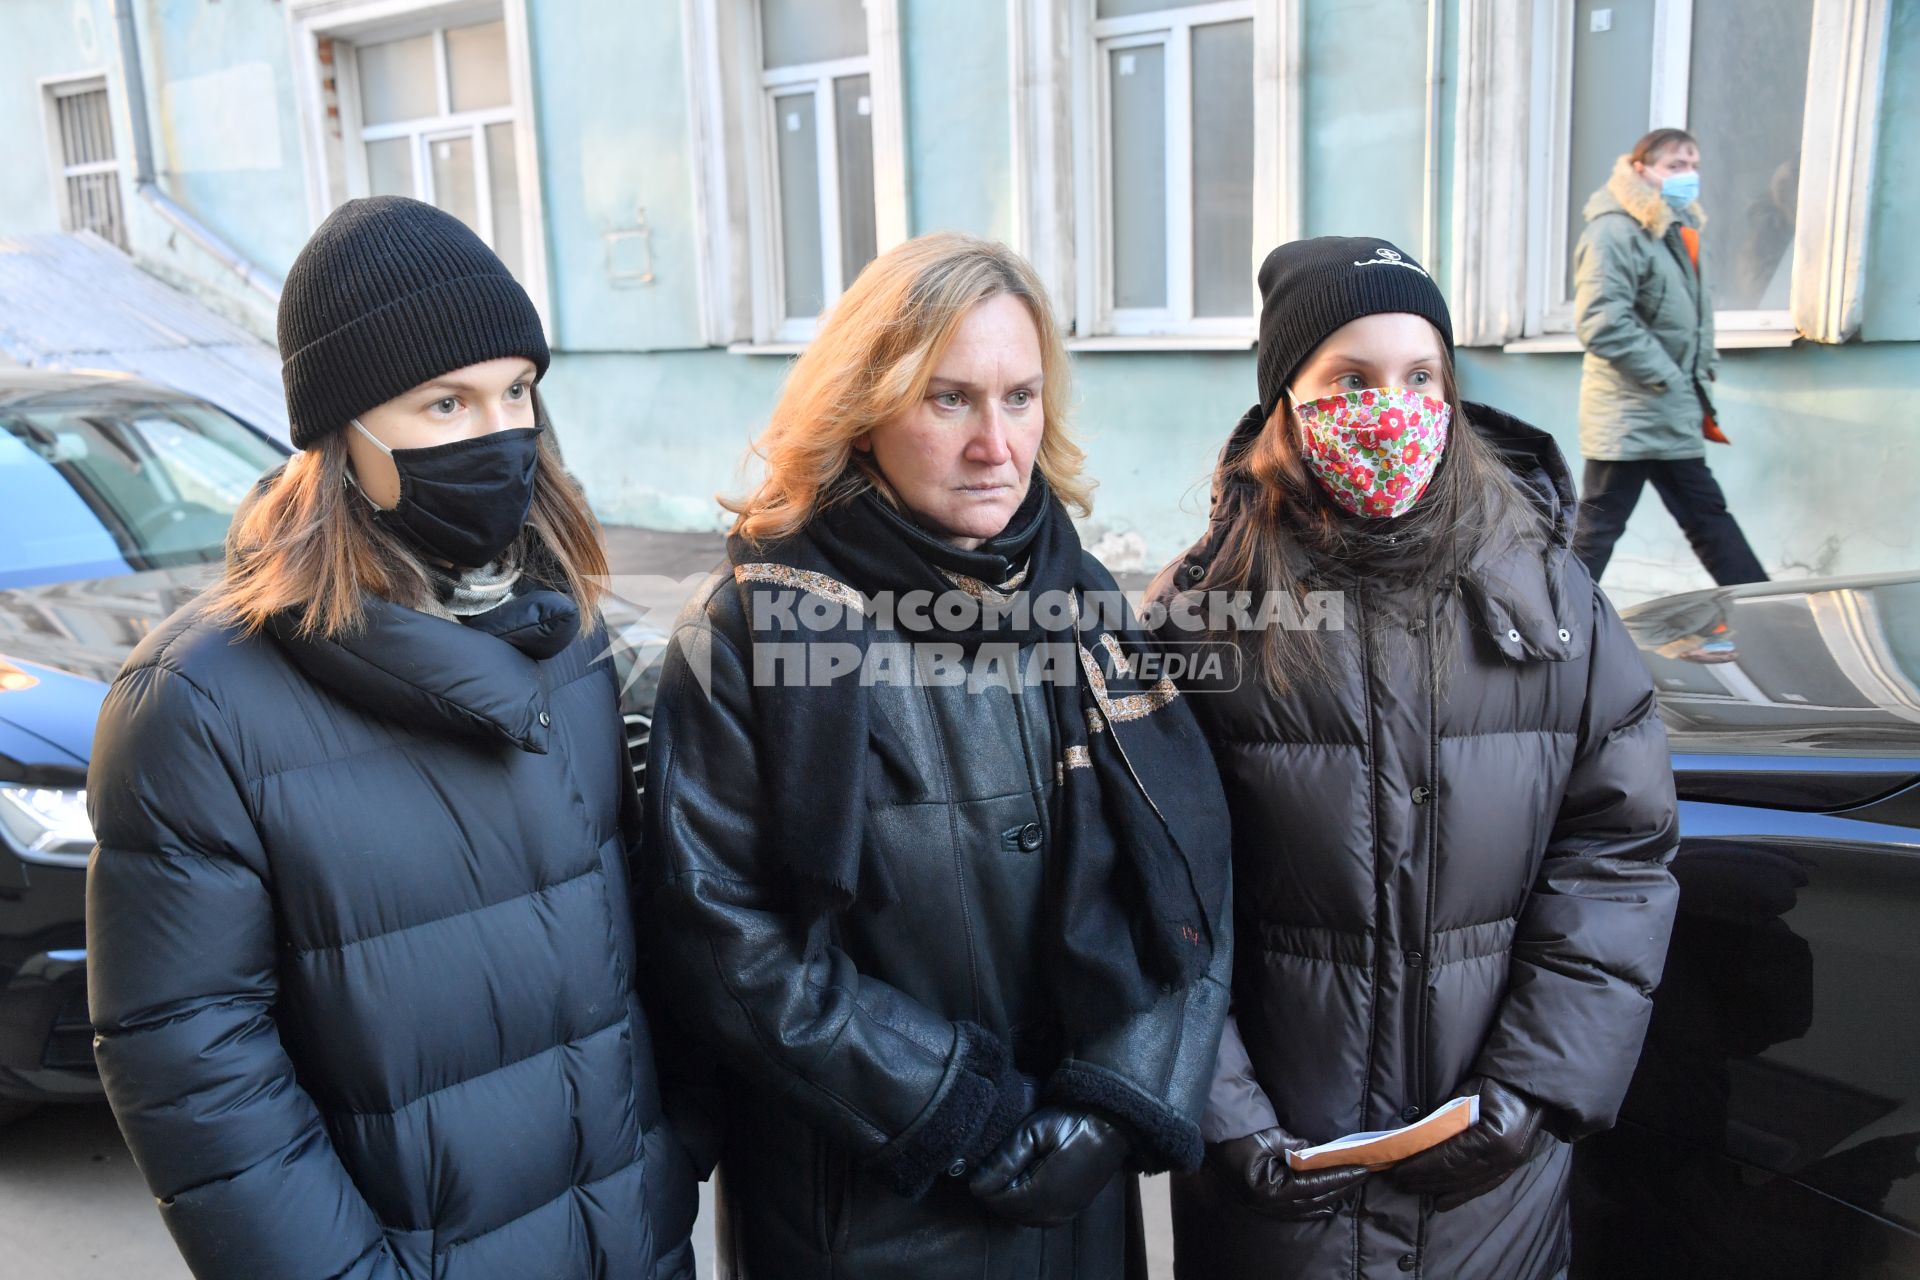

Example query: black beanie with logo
[276,196,549,450]
[1254,236,1454,418]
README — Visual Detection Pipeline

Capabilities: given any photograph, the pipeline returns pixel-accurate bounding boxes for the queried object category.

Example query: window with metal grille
[47,79,126,249]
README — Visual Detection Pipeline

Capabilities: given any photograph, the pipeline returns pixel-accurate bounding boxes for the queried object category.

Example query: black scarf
[726,480,1229,1036]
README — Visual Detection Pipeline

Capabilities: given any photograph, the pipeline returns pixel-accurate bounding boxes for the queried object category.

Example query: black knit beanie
[1255,236,1453,418]
[277,196,549,449]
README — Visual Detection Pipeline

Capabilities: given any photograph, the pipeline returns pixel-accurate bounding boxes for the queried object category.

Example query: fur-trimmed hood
[1584,153,1705,238]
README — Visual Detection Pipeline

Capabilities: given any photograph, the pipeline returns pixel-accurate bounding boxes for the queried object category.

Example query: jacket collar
[1589,154,1705,239]
[269,589,581,752]
[1456,403,1589,663]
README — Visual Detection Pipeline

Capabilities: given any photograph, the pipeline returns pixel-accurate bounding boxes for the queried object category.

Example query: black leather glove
[1389,1077,1546,1211]
[1204,1127,1371,1219]
[967,1106,1132,1227]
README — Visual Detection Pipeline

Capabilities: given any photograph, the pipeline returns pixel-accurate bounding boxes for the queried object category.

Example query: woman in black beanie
[1153,236,1680,1279]
[85,196,699,1279]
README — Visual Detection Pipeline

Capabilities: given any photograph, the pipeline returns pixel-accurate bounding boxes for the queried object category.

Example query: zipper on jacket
[1354,592,1387,1128]
[1413,598,1439,1116]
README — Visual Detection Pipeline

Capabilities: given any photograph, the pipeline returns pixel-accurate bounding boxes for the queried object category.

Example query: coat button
[1558,628,1572,643]
[1399,1253,1418,1272]
[947,1159,968,1177]
[1402,1105,1422,1122]
[1506,628,1522,643]
[1411,785,1431,805]
[1405,950,1423,968]
[1018,822,1043,852]
[538,711,550,727]
[1184,562,1204,582]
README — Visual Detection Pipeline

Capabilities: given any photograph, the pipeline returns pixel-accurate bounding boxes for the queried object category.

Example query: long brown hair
[205,390,608,640]
[1193,340,1543,694]
[725,232,1090,546]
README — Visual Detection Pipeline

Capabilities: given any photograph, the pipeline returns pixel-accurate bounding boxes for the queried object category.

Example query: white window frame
[1014,0,1298,349]
[38,72,127,249]
[283,0,550,323]
[684,0,908,350]
[759,54,870,343]
[1455,0,1891,349]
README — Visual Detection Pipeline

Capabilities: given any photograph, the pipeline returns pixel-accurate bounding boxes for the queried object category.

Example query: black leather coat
[639,558,1232,1279]
[1158,409,1680,1280]
[86,590,697,1280]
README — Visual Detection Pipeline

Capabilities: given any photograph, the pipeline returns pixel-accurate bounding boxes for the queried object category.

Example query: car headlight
[0,786,94,867]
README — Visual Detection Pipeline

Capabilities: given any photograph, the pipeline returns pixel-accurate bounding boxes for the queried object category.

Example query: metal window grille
[52,82,126,249]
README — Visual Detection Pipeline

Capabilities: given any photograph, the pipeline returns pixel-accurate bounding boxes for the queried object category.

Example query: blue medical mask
[1661,171,1700,209]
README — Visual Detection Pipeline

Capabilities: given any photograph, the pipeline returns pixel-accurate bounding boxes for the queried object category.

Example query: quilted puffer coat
[85,585,698,1280]
[1158,407,1680,1279]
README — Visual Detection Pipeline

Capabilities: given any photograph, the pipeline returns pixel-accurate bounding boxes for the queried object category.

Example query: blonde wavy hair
[724,232,1090,546]
[204,390,608,640]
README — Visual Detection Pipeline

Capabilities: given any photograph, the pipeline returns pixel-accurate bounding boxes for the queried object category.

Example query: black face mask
[352,419,542,568]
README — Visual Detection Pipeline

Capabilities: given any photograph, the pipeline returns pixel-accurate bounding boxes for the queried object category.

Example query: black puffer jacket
[1159,408,1679,1279]
[85,588,697,1280]
[639,558,1232,1279]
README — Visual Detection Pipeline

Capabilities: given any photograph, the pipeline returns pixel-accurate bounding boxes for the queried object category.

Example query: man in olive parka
[1571,129,1767,588]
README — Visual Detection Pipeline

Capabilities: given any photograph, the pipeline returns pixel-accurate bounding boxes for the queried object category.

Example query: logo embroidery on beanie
[1353,246,1430,277]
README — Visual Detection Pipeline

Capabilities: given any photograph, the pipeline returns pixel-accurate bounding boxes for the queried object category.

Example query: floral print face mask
[1293,386,1451,519]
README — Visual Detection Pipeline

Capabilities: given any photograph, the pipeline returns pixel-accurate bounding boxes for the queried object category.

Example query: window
[1086,1,1256,335]
[1015,0,1295,346]
[1535,0,1813,334]
[759,0,879,336]
[41,76,126,250]
[1454,0,1890,346]
[346,20,523,279]
[286,1,549,317]
[685,0,906,348]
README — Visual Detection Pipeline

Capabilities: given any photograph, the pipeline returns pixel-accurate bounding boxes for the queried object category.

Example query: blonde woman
[85,198,698,1279]
[640,232,1233,1277]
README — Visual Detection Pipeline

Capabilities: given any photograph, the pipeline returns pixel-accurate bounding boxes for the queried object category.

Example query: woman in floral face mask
[1150,236,1680,1280]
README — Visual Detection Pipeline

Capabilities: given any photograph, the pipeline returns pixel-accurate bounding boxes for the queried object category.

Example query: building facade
[2,0,1913,599]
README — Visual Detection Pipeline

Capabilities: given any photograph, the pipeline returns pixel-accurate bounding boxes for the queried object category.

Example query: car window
[0,396,286,590]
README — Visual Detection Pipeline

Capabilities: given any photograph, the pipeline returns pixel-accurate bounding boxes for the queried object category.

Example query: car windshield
[0,392,286,590]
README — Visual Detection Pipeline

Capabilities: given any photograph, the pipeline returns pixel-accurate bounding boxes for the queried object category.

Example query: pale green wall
[1859,0,1920,342]
[1301,0,1427,250]
[902,1,1016,242]
[527,0,705,353]
[0,0,113,235]
[135,0,309,278]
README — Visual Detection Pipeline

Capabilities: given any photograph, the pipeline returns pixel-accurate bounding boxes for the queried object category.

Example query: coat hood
[1585,154,1705,239]
[1458,402,1592,663]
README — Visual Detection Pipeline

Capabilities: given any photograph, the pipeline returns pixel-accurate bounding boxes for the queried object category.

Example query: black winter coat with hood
[84,584,698,1280]
[1156,407,1680,1280]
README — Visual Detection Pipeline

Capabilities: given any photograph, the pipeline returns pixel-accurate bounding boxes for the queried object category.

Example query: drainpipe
[112,0,283,304]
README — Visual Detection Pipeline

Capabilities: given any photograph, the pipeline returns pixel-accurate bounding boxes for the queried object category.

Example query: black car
[0,370,663,1124]
[1574,573,1920,1278]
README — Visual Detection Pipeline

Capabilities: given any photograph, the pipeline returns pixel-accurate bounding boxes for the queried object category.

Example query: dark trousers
[1574,458,1768,586]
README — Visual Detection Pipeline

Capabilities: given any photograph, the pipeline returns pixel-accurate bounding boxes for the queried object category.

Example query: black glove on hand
[968,1106,1132,1227]
[1389,1077,1546,1211]
[1204,1127,1371,1219]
